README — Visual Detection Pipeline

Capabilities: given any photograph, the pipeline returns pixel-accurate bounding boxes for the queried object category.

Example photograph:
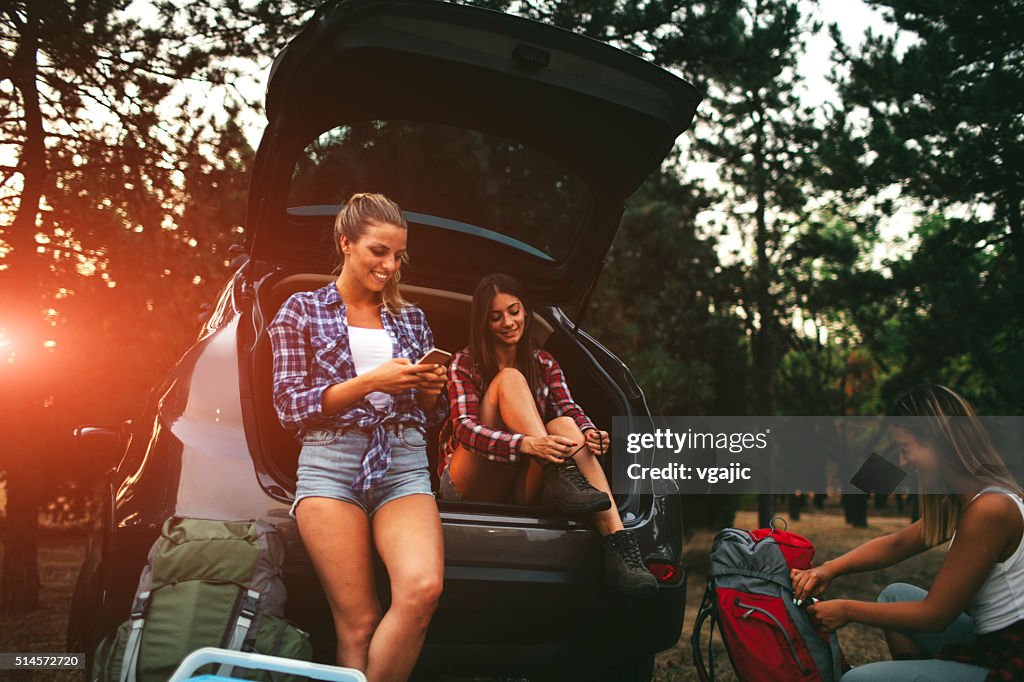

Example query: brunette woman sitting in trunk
[436,272,657,593]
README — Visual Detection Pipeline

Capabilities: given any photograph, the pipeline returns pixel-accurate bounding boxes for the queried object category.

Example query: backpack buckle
[239,588,260,618]
[129,590,150,619]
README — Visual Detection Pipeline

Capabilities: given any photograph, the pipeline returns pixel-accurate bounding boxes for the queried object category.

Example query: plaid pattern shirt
[268,282,448,493]
[937,618,1024,680]
[437,346,596,477]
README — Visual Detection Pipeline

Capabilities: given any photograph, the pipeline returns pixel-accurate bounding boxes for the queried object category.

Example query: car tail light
[646,561,684,584]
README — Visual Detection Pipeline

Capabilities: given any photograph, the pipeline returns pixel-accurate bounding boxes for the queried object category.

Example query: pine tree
[821,0,1024,410]
[0,0,257,612]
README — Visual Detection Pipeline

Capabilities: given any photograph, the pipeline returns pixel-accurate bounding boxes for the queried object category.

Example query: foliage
[819,0,1024,411]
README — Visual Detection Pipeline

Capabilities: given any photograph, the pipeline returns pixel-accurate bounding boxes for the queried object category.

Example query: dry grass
[653,507,947,681]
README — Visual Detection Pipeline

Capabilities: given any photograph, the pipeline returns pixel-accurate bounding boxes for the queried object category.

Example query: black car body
[68,1,701,679]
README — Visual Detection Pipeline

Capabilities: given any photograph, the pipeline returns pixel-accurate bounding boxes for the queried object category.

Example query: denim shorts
[289,422,434,519]
[438,464,462,501]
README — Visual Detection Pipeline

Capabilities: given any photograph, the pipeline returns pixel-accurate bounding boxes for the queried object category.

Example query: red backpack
[691,520,849,681]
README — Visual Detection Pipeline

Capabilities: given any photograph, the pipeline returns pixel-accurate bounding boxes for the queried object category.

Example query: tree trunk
[0,463,42,613]
[999,173,1024,276]
[1,4,48,615]
[751,84,776,529]
[842,494,868,528]
[787,493,804,520]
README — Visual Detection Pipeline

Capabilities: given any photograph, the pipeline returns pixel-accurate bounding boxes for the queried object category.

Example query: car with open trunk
[67,1,702,679]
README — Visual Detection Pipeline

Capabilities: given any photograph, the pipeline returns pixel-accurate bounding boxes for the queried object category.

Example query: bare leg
[519,416,623,535]
[365,494,445,681]
[295,497,382,670]
[449,367,551,502]
[514,452,547,507]
[885,630,924,658]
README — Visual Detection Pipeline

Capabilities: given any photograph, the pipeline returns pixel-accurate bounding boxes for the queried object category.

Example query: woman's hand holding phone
[365,358,438,395]
[412,347,450,396]
[413,364,447,396]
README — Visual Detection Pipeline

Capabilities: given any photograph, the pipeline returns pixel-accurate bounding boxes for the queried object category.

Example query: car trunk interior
[250,272,627,519]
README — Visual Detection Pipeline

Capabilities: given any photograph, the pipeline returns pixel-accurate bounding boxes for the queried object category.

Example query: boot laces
[560,460,595,490]
[615,532,646,570]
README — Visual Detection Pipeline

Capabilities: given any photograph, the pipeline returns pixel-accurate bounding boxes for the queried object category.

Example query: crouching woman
[791,383,1024,681]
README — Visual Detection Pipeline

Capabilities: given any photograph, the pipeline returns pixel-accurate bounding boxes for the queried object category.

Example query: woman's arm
[271,297,430,427]
[792,519,930,601]
[540,350,596,434]
[540,350,611,456]
[809,494,1019,633]
[268,298,331,430]
[320,373,378,416]
[333,357,435,414]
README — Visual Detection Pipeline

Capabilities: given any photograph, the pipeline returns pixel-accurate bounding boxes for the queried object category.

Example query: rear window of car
[287,119,591,261]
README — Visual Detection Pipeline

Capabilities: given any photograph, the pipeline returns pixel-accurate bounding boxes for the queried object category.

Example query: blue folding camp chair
[167,647,367,682]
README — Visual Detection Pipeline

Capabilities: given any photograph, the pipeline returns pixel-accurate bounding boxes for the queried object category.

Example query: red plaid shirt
[936,618,1024,679]
[437,346,597,477]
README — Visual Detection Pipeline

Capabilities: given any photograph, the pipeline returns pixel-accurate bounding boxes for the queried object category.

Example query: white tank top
[950,485,1024,634]
[347,325,393,413]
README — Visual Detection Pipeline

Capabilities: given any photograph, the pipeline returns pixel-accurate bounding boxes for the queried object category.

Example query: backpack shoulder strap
[828,631,844,680]
[119,590,150,682]
[216,588,262,678]
[691,582,716,682]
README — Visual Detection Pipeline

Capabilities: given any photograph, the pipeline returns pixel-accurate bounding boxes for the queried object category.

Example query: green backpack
[90,516,313,682]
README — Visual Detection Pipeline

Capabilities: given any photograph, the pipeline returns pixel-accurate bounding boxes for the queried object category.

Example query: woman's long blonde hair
[889,383,1023,546]
[333,192,412,314]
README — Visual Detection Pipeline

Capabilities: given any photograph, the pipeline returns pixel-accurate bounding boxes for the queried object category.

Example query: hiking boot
[540,460,612,513]
[603,529,658,593]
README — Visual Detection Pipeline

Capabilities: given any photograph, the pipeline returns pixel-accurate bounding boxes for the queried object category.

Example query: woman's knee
[878,582,925,603]
[393,573,444,617]
[839,661,918,681]
[545,415,577,432]
[493,366,527,392]
[334,610,382,649]
[843,659,988,682]
[840,662,878,681]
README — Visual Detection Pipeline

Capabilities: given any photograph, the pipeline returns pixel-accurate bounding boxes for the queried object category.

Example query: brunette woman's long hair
[888,383,1023,546]
[468,273,541,397]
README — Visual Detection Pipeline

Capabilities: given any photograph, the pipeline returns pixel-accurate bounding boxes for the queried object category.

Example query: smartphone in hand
[417,347,453,366]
